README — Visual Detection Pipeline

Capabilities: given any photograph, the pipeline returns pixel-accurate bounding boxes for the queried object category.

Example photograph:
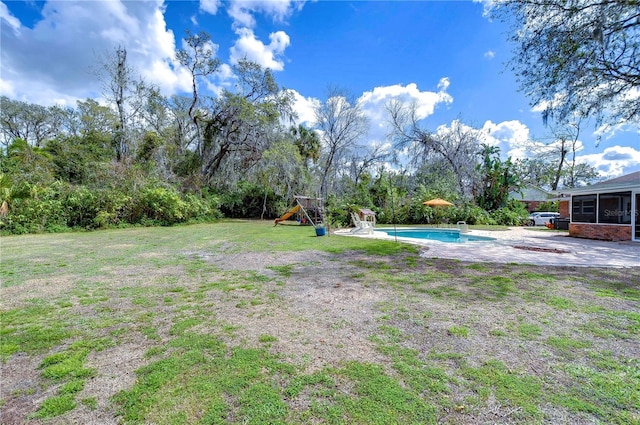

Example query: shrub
[182,193,223,222]
[2,183,67,234]
[219,182,280,219]
[489,200,530,226]
[133,186,186,225]
[60,185,99,228]
[0,178,223,235]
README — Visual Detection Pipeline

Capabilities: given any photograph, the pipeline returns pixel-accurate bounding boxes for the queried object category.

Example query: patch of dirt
[512,245,571,254]
[0,353,44,425]
[1,276,76,309]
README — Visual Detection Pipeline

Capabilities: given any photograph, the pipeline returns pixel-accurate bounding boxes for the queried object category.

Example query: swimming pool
[380,228,496,243]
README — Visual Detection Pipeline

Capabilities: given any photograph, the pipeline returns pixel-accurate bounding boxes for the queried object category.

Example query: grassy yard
[1,220,639,424]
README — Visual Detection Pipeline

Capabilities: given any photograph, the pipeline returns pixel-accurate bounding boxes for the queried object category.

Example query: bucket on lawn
[315,226,326,237]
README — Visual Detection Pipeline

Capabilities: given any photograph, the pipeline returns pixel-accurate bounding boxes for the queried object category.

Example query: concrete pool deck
[335,226,640,268]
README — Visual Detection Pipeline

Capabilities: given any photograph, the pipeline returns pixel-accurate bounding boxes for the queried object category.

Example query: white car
[528,212,560,226]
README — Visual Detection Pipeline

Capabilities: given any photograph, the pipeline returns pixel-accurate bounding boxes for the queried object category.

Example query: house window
[572,195,597,223]
[599,192,631,224]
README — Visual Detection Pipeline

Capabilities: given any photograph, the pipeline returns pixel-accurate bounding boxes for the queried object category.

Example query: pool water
[381,228,496,243]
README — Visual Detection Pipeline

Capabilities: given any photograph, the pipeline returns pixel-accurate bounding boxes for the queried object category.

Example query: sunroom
[560,171,640,242]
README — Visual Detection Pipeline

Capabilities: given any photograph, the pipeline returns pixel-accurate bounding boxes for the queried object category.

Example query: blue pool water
[381,228,496,243]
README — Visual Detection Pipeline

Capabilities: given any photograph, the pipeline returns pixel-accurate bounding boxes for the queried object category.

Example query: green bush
[2,183,67,233]
[61,185,99,228]
[133,186,186,225]
[0,181,222,234]
[219,182,281,219]
[532,201,558,212]
[182,193,223,222]
[489,200,530,226]
[325,198,355,228]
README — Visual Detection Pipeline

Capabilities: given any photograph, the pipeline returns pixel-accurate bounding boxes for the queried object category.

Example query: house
[509,186,554,212]
[558,171,640,242]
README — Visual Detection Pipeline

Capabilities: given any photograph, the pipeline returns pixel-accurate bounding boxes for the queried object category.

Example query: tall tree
[314,87,369,199]
[290,124,321,169]
[491,0,640,130]
[176,30,221,161]
[475,145,519,211]
[100,46,151,161]
[388,100,480,197]
[514,120,599,190]
[0,97,62,148]
[198,60,293,186]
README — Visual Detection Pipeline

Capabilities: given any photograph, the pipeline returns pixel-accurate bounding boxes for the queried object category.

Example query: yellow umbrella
[423,198,453,225]
[423,198,453,207]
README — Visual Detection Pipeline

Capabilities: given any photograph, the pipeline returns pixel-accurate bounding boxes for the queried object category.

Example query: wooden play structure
[274,195,325,228]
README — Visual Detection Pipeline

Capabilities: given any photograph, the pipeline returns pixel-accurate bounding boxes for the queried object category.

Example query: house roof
[509,186,552,201]
[560,171,640,194]
[359,208,376,216]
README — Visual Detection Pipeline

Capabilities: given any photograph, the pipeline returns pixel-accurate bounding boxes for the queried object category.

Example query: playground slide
[274,204,301,224]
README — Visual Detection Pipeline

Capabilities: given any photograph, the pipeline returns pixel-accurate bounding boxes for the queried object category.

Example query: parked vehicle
[528,212,560,226]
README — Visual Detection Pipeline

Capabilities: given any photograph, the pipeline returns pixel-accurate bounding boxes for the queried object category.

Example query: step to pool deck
[336,227,640,268]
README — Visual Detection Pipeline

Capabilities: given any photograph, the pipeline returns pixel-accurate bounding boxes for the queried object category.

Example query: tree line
[8,0,639,236]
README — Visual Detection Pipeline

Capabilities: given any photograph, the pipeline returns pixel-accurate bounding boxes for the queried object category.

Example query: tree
[198,60,293,186]
[176,30,221,160]
[0,173,31,219]
[100,46,150,161]
[0,96,62,148]
[314,87,369,199]
[347,142,390,188]
[475,145,519,211]
[2,138,54,184]
[75,98,118,139]
[257,139,304,219]
[514,120,599,190]
[290,124,321,169]
[491,0,640,130]
[388,100,480,197]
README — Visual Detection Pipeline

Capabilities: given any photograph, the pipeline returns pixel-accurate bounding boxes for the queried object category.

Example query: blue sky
[1,0,639,179]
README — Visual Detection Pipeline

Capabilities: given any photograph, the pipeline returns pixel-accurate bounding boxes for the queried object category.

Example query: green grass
[462,359,543,418]
[1,221,638,424]
[32,394,76,418]
[471,275,516,299]
[517,322,542,339]
[267,264,296,277]
[0,303,74,361]
[448,325,470,338]
[545,296,576,310]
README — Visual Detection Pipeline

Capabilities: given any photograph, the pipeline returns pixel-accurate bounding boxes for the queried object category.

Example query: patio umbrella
[423,198,453,225]
[423,198,453,207]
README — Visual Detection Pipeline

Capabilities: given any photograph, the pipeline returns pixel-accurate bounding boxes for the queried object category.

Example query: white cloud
[480,120,531,159]
[0,1,20,32]
[355,80,453,149]
[359,80,453,122]
[484,50,495,59]
[286,81,454,156]
[225,0,305,29]
[287,89,320,126]
[531,92,567,115]
[0,0,189,106]
[230,28,290,71]
[199,0,221,15]
[576,145,640,178]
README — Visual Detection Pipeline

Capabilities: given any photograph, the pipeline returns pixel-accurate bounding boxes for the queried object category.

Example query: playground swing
[274,196,326,235]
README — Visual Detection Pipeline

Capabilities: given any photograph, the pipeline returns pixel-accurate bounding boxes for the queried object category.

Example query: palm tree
[0,173,30,219]
[290,124,320,169]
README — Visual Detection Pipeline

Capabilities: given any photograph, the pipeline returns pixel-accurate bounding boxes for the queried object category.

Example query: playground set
[274,196,326,235]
